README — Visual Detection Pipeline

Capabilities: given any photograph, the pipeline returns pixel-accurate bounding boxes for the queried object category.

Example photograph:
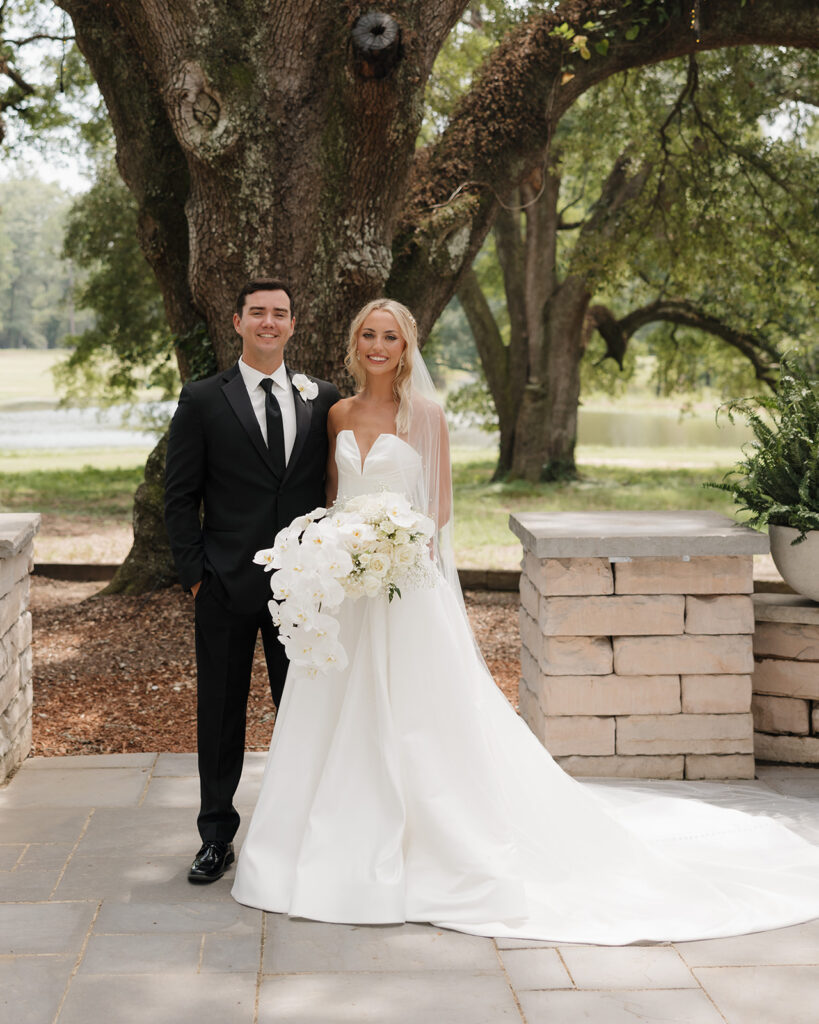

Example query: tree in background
[0,177,85,348]
[447,43,819,479]
[55,159,179,404]
[5,0,819,589]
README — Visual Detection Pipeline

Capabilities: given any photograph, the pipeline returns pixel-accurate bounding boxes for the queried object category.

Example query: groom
[165,279,340,883]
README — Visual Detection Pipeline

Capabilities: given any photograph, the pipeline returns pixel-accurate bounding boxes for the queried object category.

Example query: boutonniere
[292,373,319,402]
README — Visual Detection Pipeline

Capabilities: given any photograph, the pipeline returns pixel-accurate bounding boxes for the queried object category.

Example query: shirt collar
[239,355,290,392]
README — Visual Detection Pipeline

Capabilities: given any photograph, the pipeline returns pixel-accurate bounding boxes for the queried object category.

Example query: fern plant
[708,358,819,543]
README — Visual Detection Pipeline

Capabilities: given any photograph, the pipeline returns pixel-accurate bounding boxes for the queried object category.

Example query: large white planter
[769,524,819,602]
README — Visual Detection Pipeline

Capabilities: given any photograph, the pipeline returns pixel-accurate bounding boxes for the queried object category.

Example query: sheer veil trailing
[404,350,463,606]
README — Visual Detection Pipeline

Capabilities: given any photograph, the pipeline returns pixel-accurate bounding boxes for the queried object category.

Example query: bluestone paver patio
[1,754,817,1023]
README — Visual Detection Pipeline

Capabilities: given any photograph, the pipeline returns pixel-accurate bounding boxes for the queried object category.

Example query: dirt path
[30,578,520,757]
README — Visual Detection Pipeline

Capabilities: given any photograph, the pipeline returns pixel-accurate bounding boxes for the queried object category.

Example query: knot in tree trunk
[170,61,236,159]
[351,12,401,79]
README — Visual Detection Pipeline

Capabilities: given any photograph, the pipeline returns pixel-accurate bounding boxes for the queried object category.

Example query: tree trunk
[103,433,177,594]
[511,276,590,481]
[455,266,516,479]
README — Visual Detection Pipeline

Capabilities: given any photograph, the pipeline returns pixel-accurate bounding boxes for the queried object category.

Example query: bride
[232,298,819,944]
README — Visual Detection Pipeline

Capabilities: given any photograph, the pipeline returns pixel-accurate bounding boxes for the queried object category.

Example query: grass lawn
[0,447,154,475]
[452,448,739,568]
[0,349,65,405]
[0,464,143,517]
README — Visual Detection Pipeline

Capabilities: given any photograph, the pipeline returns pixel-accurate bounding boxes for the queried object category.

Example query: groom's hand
[191,580,202,598]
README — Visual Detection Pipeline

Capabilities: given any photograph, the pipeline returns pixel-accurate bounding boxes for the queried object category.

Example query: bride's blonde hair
[345,298,418,434]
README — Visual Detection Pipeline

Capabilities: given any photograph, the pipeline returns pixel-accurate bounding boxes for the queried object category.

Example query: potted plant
[710,358,819,600]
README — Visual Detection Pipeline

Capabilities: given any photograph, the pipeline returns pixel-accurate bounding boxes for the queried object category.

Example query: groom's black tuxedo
[165,362,340,842]
[165,363,339,612]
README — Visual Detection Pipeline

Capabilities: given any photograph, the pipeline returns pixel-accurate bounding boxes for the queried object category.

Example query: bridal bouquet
[253,492,436,675]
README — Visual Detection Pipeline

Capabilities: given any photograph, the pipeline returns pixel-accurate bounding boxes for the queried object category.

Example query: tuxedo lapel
[281,371,314,484]
[220,366,283,480]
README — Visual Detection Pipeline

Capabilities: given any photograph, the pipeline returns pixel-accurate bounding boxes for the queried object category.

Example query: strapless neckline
[338,429,398,472]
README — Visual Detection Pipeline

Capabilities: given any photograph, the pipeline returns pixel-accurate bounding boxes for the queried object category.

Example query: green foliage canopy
[56,158,175,403]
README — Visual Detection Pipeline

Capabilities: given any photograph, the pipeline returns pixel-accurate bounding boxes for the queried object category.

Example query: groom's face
[233,289,295,372]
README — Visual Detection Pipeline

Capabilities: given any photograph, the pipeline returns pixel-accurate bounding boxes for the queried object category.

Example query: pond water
[0,400,752,452]
[0,401,173,450]
[577,408,752,449]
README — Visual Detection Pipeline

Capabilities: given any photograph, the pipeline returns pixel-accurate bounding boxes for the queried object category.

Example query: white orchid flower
[291,373,319,401]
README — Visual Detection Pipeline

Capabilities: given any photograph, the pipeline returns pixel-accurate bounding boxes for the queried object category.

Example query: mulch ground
[30,578,520,757]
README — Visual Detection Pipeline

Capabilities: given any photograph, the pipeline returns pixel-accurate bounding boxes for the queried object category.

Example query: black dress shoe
[188,841,235,884]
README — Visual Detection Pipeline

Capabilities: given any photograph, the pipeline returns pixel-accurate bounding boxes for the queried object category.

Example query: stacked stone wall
[519,553,756,780]
[752,594,819,764]
[0,515,40,784]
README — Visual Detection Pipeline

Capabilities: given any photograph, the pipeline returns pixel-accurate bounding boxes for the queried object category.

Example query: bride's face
[356,310,406,379]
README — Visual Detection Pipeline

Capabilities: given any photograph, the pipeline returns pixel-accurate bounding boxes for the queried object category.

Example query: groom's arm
[164,383,207,593]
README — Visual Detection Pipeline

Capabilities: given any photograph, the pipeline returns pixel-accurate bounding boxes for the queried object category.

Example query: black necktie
[259,378,286,472]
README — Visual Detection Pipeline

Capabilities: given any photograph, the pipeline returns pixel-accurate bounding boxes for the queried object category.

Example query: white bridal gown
[232,430,819,944]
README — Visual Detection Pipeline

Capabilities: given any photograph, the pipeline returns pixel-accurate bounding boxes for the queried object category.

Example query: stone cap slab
[0,513,41,558]
[509,510,769,558]
[753,592,819,624]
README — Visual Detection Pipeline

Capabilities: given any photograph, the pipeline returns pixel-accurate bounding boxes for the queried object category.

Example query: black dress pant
[193,577,288,843]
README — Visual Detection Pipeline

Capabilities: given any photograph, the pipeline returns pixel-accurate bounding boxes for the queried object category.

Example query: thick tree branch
[390,0,819,335]
[588,299,781,386]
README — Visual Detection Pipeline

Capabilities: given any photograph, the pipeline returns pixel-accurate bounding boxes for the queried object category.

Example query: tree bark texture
[55,0,819,583]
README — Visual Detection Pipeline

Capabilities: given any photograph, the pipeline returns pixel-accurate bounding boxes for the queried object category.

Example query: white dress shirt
[238,356,298,464]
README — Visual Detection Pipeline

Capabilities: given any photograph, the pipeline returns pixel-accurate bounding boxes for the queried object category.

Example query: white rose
[362,574,382,597]
[367,552,391,577]
[394,545,416,568]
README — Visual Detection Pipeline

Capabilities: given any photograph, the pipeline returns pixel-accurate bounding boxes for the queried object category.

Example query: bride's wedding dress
[232,429,819,944]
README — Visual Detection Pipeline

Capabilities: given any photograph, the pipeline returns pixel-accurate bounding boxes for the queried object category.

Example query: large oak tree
[455,45,819,479]
[51,0,819,590]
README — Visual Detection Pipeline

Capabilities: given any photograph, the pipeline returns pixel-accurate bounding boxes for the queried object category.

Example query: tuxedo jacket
[164,363,340,614]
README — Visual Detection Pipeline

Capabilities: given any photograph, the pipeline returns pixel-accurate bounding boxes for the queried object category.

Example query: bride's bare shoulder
[328,396,359,435]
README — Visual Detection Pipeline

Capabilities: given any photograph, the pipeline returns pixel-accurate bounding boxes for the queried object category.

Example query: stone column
[0,513,40,784]
[509,511,768,780]
[752,593,819,764]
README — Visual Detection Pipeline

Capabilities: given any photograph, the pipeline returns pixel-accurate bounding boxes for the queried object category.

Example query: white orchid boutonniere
[292,373,319,402]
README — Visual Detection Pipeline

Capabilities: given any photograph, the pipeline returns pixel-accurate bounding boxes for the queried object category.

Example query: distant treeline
[0,177,92,350]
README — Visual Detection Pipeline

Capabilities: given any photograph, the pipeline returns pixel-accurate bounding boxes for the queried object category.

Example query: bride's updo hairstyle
[345,298,418,434]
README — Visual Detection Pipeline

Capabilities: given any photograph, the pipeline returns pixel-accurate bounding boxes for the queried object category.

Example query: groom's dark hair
[235,279,295,318]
